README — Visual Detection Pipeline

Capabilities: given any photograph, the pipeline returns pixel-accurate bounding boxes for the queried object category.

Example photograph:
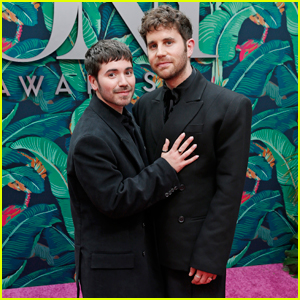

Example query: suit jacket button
[178,216,185,223]
[165,192,169,197]
[142,251,146,256]
[179,184,185,191]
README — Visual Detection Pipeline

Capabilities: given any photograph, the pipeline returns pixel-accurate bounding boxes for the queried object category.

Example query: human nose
[118,74,129,86]
[156,44,166,57]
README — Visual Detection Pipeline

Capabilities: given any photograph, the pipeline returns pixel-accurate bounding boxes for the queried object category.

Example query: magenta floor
[2,263,298,298]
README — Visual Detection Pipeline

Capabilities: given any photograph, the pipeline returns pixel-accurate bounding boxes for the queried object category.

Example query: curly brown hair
[139,5,193,44]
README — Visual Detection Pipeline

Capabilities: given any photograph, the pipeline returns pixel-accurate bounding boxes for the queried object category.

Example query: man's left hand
[189,267,217,285]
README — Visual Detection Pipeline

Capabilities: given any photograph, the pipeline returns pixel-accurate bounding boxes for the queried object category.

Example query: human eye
[125,69,133,76]
[148,43,157,50]
[107,72,116,78]
[165,40,173,46]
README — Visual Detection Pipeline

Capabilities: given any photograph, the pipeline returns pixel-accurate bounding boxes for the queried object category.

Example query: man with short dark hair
[67,39,198,297]
[133,5,252,298]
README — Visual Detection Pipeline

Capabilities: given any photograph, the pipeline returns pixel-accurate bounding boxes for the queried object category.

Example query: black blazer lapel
[150,89,165,145]
[89,95,145,171]
[154,71,208,158]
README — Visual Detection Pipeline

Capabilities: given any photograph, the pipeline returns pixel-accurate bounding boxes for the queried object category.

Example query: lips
[157,61,171,67]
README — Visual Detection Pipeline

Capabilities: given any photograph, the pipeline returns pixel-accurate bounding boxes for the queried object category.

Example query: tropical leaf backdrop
[2,2,298,288]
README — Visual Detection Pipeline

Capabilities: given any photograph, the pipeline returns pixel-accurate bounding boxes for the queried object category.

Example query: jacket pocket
[91,252,134,269]
[184,124,204,133]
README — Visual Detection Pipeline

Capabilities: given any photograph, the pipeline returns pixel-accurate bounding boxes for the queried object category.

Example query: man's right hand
[161,133,199,173]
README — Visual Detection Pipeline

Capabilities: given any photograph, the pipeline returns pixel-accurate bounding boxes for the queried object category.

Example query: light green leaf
[2,261,27,289]
[199,2,255,60]
[2,103,19,131]
[9,137,74,239]
[70,97,91,134]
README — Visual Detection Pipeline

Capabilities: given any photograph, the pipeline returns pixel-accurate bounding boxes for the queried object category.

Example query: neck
[95,91,123,114]
[165,63,193,89]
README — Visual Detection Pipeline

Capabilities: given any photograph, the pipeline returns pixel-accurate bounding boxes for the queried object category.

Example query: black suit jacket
[67,95,180,297]
[132,70,252,276]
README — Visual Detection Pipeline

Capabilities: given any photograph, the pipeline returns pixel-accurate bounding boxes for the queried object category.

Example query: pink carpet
[2,263,298,298]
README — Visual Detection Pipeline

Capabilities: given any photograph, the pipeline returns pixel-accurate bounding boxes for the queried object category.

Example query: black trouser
[161,266,226,298]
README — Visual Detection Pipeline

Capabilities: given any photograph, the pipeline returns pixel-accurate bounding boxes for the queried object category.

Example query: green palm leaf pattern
[2,103,19,131]
[9,137,74,239]
[227,241,251,268]
[2,169,16,188]
[11,265,75,288]
[2,261,27,289]
[247,156,272,181]
[40,2,53,32]
[251,107,298,133]
[236,245,291,267]
[3,112,71,145]
[3,166,45,194]
[226,40,292,100]
[252,2,283,29]
[251,129,297,218]
[199,2,255,61]
[2,204,61,279]
[274,64,298,107]
[230,190,282,256]
[2,147,33,167]
[3,2,38,26]
[285,2,298,72]
[70,97,91,134]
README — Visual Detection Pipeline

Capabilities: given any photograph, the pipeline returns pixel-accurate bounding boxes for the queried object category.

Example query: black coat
[67,95,180,297]
[132,70,252,276]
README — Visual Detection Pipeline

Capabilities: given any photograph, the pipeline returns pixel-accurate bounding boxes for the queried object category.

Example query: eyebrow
[147,37,175,46]
[105,67,133,74]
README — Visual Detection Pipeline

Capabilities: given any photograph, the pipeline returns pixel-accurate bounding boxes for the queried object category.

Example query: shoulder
[206,81,251,106]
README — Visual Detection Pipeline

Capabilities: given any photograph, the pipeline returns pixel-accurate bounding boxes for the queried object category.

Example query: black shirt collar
[96,96,132,124]
[163,67,197,102]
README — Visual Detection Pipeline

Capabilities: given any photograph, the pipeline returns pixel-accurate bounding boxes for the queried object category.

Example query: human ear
[88,75,99,91]
[186,38,195,58]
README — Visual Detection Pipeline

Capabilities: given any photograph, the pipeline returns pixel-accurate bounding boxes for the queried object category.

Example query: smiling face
[146,26,194,88]
[89,59,135,114]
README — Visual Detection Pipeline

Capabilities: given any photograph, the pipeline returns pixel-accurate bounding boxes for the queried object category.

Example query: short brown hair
[139,5,193,44]
[85,39,132,78]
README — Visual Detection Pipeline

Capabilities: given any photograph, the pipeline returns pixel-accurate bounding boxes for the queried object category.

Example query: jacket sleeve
[190,95,252,275]
[72,134,180,219]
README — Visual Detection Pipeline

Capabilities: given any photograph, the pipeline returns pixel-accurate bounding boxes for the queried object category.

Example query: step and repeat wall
[2,2,298,289]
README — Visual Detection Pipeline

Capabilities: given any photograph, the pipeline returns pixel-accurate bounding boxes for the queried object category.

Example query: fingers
[189,267,196,277]
[176,135,194,153]
[161,138,170,154]
[191,270,216,285]
[171,133,186,151]
[180,143,197,160]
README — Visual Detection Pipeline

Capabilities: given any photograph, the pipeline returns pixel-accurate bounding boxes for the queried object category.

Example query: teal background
[2,2,298,288]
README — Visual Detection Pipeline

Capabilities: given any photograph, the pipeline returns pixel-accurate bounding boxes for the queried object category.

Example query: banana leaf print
[285,2,298,72]
[2,204,61,285]
[3,112,71,145]
[9,137,74,239]
[252,2,283,29]
[236,245,291,267]
[2,1,298,288]
[199,2,255,61]
[2,103,18,130]
[251,129,297,218]
[3,2,38,26]
[11,265,75,288]
[273,64,298,107]
[3,166,45,194]
[230,190,282,256]
[225,40,293,101]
